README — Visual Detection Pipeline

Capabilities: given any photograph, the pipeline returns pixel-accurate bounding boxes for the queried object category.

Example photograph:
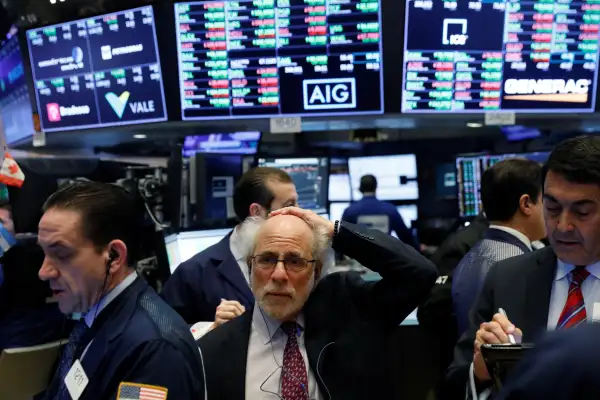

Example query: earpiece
[108,248,118,263]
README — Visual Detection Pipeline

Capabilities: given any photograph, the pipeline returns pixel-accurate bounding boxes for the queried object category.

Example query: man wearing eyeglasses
[197,207,437,400]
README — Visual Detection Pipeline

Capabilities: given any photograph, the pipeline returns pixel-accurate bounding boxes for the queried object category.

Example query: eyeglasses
[251,254,316,273]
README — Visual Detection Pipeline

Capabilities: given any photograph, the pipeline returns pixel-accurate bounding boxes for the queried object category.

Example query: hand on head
[473,313,523,381]
[269,207,335,238]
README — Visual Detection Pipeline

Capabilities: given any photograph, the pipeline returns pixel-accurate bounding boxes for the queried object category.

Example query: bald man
[198,207,437,400]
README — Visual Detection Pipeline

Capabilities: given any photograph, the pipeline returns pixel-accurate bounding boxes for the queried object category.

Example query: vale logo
[105,91,130,118]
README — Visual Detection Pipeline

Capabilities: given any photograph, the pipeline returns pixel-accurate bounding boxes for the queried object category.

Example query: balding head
[239,214,331,321]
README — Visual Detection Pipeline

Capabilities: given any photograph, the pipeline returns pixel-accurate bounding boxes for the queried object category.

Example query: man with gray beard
[197,207,437,400]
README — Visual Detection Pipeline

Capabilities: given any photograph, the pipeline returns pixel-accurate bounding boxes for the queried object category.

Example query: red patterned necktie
[557,267,590,329]
[281,321,308,400]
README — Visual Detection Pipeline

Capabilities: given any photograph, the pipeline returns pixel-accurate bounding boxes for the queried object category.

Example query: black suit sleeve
[111,339,205,400]
[442,261,499,399]
[332,222,438,327]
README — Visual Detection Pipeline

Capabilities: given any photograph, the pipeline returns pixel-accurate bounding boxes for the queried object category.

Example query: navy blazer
[497,323,600,400]
[161,233,254,324]
[43,277,205,400]
[198,222,438,400]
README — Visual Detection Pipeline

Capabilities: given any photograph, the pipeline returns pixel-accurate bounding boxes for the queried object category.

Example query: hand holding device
[209,299,246,332]
[473,312,523,382]
[269,207,335,238]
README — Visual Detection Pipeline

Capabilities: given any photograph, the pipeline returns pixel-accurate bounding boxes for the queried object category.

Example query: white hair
[237,216,334,276]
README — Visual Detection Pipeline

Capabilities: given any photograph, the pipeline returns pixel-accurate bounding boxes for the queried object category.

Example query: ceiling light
[466,122,483,128]
[133,134,147,139]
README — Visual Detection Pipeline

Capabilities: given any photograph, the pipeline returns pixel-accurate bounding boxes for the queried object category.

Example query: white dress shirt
[80,271,138,359]
[547,259,600,329]
[191,227,251,339]
[246,305,321,400]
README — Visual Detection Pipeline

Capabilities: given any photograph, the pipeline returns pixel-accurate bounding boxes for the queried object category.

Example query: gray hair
[237,216,334,275]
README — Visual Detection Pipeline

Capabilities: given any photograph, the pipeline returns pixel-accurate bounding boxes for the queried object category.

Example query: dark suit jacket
[198,222,438,400]
[497,323,600,400]
[44,277,205,400]
[442,247,557,399]
[161,232,254,324]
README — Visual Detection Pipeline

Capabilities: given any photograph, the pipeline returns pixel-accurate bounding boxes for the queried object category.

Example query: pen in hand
[498,308,516,344]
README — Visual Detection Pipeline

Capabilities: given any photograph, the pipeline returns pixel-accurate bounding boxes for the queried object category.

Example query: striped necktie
[557,267,590,329]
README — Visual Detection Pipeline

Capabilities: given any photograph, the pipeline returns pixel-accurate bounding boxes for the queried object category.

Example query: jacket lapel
[211,235,254,304]
[522,247,557,341]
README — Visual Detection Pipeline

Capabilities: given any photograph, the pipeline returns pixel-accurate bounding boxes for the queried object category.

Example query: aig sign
[303,78,357,110]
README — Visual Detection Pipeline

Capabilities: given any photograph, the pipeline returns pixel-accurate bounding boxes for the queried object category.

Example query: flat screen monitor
[456,151,549,217]
[182,131,261,157]
[401,0,600,113]
[258,157,329,214]
[328,157,351,202]
[329,202,349,223]
[174,1,383,120]
[0,33,35,144]
[397,204,418,228]
[26,6,167,132]
[348,155,419,201]
[165,228,230,272]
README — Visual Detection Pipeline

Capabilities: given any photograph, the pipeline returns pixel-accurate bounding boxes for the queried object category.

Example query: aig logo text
[303,78,357,110]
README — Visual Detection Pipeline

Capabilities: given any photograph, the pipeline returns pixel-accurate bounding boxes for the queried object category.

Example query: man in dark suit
[161,167,298,333]
[198,207,438,400]
[38,182,204,399]
[452,158,546,336]
[443,135,600,399]
[497,323,600,399]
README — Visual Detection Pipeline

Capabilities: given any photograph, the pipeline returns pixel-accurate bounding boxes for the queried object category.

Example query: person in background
[443,136,600,399]
[198,207,437,399]
[161,167,298,335]
[452,158,546,336]
[39,182,204,399]
[342,174,419,249]
[0,203,65,352]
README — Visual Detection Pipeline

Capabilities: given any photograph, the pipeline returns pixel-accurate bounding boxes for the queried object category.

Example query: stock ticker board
[175,0,384,120]
[401,0,600,112]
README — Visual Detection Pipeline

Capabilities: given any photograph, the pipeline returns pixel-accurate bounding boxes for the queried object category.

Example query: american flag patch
[117,382,168,400]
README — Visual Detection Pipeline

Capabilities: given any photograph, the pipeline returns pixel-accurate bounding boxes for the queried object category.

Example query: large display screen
[0,34,35,144]
[175,0,383,120]
[456,151,549,217]
[258,157,329,213]
[348,154,419,201]
[402,0,600,112]
[329,157,351,201]
[26,6,167,132]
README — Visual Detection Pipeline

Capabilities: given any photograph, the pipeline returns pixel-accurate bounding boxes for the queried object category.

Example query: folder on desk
[0,340,66,400]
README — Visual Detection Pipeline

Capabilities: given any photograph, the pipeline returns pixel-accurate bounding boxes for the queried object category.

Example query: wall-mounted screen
[258,157,329,213]
[348,154,419,201]
[401,0,600,113]
[183,131,261,157]
[328,157,351,202]
[0,34,35,144]
[165,229,230,272]
[174,0,383,120]
[26,6,167,132]
[457,151,549,217]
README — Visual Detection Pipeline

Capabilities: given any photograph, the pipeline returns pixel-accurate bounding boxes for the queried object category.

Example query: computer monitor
[328,157,351,202]
[164,229,230,273]
[456,151,550,217]
[329,202,350,224]
[348,155,419,201]
[182,132,261,157]
[258,157,329,214]
[397,204,418,228]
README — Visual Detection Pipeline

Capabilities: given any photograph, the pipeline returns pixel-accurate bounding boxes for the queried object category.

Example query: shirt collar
[252,304,305,345]
[488,225,532,250]
[84,271,137,328]
[229,226,245,262]
[555,259,600,281]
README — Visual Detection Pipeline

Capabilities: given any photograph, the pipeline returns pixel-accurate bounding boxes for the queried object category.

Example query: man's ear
[249,203,264,218]
[519,194,533,216]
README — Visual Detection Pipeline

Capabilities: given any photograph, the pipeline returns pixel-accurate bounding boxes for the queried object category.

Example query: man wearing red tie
[442,135,600,399]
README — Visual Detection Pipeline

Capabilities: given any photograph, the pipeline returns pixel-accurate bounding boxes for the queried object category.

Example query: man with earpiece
[37,182,204,400]
[198,207,438,400]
